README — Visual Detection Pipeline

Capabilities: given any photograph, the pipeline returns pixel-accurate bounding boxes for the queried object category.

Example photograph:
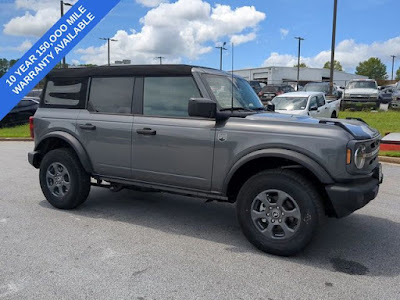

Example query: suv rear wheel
[236,169,323,256]
[39,148,91,209]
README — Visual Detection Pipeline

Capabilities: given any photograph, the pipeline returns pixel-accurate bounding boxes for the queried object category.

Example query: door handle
[136,128,156,136]
[79,123,96,130]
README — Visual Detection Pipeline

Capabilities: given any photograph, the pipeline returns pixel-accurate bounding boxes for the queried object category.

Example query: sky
[0,0,399,74]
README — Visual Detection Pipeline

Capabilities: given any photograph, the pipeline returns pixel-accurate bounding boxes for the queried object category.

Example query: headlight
[354,144,366,169]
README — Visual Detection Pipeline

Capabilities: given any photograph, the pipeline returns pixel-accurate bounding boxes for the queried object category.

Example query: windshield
[205,75,264,110]
[304,83,328,93]
[272,97,308,111]
[396,82,400,90]
[347,81,377,89]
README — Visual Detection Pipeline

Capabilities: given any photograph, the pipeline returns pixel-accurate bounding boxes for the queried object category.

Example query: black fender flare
[223,148,334,194]
[35,131,93,173]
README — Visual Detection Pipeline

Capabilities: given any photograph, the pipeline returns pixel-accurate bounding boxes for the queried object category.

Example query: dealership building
[232,66,367,87]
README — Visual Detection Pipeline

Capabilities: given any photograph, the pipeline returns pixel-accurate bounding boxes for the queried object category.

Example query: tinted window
[317,95,325,107]
[205,75,263,110]
[88,77,134,114]
[44,78,87,107]
[143,77,200,117]
[262,86,280,92]
[309,97,317,108]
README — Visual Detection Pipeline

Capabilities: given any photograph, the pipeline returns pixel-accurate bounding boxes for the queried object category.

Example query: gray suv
[28,65,383,256]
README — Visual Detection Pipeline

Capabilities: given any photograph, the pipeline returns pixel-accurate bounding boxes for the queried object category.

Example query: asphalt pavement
[0,142,399,300]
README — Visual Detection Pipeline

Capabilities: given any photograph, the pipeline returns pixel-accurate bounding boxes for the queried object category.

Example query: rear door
[131,76,215,191]
[77,77,135,178]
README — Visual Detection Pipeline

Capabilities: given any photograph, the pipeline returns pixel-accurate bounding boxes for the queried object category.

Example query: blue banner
[0,0,121,121]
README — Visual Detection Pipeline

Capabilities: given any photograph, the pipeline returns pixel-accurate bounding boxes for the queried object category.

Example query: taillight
[277,91,283,95]
[29,116,34,139]
[258,91,263,96]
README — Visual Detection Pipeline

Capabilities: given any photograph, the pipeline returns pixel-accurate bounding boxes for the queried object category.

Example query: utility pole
[295,37,304,90]
[99,38,118,66]
[391,55,396,81]
[60,1,73,68]
[329,0,338,95]
[155,56,165,65]
[215,42,227,70]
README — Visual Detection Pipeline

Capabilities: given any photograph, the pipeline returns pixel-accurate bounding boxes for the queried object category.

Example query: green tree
[355,57,387,80]
[294,63,308,68]
[9,59,18,68]
[323,60,343,71]
[0,58,8,77]
[396,67,400,81]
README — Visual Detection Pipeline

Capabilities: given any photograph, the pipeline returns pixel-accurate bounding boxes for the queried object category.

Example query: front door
[131,76,215,191]
[77,77,135,178]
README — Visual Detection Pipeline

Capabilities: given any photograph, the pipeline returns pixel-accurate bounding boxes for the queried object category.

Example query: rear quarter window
[42,78,88,108]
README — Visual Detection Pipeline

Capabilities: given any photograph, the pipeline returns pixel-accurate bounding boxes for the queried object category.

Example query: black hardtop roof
[47,64,207,78]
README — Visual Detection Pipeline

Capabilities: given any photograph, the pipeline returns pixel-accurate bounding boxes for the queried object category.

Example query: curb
[0,138,32,142]
[379,156,400,164]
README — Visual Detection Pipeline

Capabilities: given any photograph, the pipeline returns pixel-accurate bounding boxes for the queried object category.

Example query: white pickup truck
[271,92,340,118]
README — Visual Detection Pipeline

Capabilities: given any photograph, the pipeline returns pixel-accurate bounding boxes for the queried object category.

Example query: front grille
[364,138,380,170]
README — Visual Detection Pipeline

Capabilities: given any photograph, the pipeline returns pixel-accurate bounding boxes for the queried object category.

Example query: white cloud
[13,40,33,51]
[136,0,168,7]
[3,0,77,37]
[262,36,400,71]
[0,40,33,52]
[76,0,266,65]
[280,28,289,39]
[231,32,256,46]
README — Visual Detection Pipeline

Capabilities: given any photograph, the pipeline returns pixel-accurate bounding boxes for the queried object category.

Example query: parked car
[0,89,41,127]
[272,92,340,118]
[378,87,394,104]
[342,79,379,103]
[249,80,266,94]
[28,65,382,256]
[390,81,400,109]
[304,82,342,99]
[259,84,295,103]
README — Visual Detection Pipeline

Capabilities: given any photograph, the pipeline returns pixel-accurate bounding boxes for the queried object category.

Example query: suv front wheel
[236,169,323,256]
[39,148,91,209]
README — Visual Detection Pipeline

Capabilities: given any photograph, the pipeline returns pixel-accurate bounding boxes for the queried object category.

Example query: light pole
[155,56,165,65]
[60,1,73,68]
[329,0,338,95]
[215,42,227,70]
[295,37,304,90]
[100,38,118,66]
[391,55,396,81]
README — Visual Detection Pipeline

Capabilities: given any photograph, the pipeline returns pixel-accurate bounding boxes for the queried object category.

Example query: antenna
[231,42,234,113]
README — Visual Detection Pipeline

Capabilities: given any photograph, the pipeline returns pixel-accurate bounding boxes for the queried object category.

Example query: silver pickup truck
[28,65,383,256]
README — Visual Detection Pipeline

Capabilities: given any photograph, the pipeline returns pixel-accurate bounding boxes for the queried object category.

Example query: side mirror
[265,101,275,112]
[309,105,318,111]
[188,98,216,118]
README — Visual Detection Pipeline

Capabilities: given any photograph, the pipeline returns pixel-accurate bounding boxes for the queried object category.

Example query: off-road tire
[236,169,324,256]
[39,148,91,209]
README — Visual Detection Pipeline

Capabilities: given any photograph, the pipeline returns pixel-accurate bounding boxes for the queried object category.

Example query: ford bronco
[28,65,383,256]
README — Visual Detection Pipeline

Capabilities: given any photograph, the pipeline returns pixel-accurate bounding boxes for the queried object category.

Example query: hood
[246,113,379,140]
[345,88,378,95]
[275,109,307,115]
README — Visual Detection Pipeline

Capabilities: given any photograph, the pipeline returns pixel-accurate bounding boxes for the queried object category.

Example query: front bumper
[325,164,382,218]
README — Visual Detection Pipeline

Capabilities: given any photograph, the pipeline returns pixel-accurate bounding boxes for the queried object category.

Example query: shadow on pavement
[39,187,400,277]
